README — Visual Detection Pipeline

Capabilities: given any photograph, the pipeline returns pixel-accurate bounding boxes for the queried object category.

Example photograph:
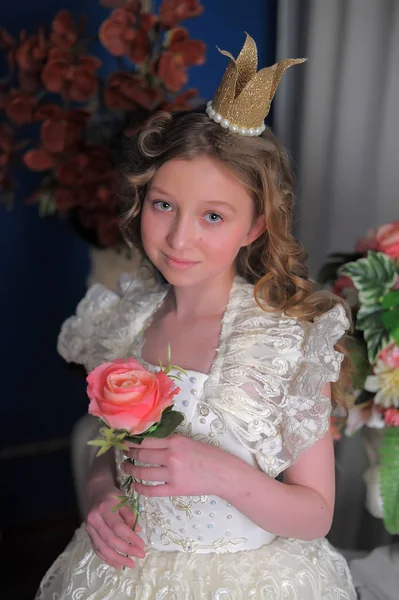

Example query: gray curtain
[275,0,399,550]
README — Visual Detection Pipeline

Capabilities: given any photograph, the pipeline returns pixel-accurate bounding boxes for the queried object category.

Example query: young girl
[36,35,356,599]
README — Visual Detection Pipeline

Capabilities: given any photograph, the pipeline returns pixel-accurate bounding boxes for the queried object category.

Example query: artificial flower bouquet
[87,350,185,527]
[0,0,205,248]
[319,221,399,533]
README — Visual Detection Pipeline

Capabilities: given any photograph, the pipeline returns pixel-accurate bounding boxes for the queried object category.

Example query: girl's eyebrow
[203,200,237,214]
[148,185,171,197]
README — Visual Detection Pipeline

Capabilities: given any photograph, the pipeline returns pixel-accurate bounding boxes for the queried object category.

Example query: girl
[37,35,356,599]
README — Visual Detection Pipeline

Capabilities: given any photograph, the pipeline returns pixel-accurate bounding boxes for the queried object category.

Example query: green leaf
[346,336,372,390]
[380,428,399,534]
[150,410,185,438]
[87,439,109,447]
[355,307,390,363]
[381,307,399,333]
[391,326,399,347]
[95,444,112,456]
[111,495,130,512]
[340,251,397,306]
[381,289,399,310]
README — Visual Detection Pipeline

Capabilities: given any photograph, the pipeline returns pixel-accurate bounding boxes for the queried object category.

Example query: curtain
[275,0,398,550]
[275,0,399,276]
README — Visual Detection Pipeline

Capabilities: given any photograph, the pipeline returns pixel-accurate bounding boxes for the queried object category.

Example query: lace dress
[36,270,357,599]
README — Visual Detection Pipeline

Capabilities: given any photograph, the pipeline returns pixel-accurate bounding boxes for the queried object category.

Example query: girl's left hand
[121,434,231,498]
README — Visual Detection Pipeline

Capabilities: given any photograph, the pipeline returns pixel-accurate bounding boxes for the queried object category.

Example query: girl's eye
[153,201,173,212]
[204,212,223,224]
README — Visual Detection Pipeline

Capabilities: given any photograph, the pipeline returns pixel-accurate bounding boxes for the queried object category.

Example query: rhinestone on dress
[189,376,197,383]
[210,500,216,505]
[210,512,215,517]
[191,389,197,396]
[199,418,206,424]
[208,524,214,529]
[183,400,189,407]
[199,406,210,417]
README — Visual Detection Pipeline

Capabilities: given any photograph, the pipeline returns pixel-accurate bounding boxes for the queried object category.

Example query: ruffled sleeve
[57,263,167,373]
[204,280,350,478]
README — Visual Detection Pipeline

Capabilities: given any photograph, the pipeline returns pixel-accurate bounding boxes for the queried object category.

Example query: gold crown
[206,34,306,136]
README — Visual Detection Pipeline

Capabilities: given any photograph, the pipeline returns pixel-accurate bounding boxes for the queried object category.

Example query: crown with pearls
[206,34,306,137]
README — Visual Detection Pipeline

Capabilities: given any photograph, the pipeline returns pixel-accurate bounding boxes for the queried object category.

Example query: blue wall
[0,0,276,521]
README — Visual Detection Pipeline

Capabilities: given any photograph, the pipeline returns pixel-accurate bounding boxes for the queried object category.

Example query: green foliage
[380,428,399,534]
[340,252,397,362]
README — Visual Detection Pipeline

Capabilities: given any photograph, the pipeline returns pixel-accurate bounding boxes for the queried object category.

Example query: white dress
[36,267,357,599]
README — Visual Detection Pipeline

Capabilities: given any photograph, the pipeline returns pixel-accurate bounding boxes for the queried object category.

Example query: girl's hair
[120,110,353,410]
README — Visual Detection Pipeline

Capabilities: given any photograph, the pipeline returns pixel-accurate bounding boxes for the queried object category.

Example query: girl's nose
[166,214,196,250]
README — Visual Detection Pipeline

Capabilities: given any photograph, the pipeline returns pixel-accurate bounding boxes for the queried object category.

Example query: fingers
[102,510,145,549]
[86,498,146,570]
[126,448,168,465]
[135,481,172,497]
[127,437,172,450]
[86,523,136,570]
[119,505,141,531]
[123,464,168,482]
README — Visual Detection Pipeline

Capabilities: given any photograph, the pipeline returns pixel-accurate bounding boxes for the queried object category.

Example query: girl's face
[141,156,264,288]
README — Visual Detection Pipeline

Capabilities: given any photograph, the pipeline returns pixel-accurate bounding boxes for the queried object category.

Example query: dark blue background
[0,0,276,522]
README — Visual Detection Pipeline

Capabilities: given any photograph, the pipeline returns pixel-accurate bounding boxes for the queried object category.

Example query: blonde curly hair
[120,110,353,410]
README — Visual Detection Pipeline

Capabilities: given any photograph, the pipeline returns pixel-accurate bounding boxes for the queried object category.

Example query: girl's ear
[242,215,266,247]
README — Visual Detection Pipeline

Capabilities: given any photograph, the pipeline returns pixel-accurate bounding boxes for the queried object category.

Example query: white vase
[87,246,140,291]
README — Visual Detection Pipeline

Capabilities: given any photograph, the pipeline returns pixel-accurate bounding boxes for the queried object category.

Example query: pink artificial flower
[375,222,399,260]
[378,344,399,369]
[384,408,399,427]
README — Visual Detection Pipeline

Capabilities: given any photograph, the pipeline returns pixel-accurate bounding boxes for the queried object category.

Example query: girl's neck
[166,268,236,320]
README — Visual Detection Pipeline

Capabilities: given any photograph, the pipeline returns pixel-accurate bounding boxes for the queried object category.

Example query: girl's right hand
[85,486,146,570]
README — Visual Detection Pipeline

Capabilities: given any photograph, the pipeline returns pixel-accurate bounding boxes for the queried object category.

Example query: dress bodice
[57,265,350,556]
[115,367,277,554]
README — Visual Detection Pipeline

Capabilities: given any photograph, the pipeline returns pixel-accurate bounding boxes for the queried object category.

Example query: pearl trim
[205,101,265,137]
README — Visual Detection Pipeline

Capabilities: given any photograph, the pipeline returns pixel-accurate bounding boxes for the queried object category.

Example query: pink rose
[87,358,179,434]
[384,408,399,427]
[378,344,399,369]
[355,228,379,254]
[376,222,399,259]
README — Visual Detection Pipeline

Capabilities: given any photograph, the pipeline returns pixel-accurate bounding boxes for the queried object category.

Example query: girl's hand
[85,486,146,570]
[122,434,231,498]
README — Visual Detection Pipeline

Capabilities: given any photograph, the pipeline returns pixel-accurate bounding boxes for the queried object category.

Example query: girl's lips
[163,254,199,269]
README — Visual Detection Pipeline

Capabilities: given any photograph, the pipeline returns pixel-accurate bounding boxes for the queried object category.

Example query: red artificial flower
[4,91,36,125]
[50,10,78,49]
[15,30,49,73]
[105,72,163,111]
[156,52,187,92]
[0,27,16,69]
[159,0,204,29]
[167,27,206,66]
[23,107,89,171]
[99,5,157,65]
[99,6,137,56]
[42,48,101,102]
[155,28,205,92]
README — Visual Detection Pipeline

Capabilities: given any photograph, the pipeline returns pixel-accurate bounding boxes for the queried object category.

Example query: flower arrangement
[87,351,185,526]
[0,0,205,248]
[319,221,399,533]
